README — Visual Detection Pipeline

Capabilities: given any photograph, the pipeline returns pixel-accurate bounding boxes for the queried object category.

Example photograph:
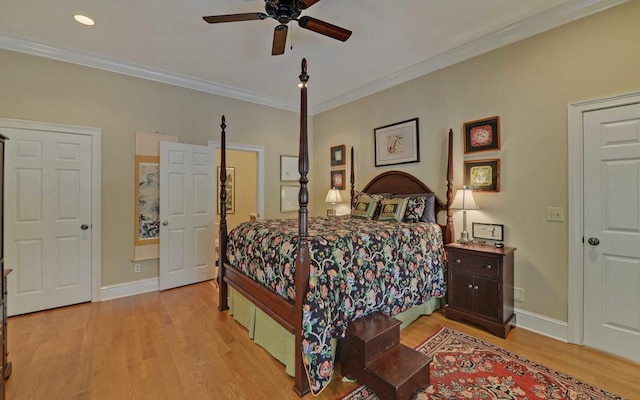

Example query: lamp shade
[325,188,342,204]
[450,186,479,210]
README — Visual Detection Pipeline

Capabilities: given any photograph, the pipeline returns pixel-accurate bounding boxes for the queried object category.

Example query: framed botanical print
[464,116,500,154]
[464,158,500,192]
[374,118,420,167]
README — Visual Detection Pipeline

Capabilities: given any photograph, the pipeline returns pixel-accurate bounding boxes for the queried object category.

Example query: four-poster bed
[217,59,455,396]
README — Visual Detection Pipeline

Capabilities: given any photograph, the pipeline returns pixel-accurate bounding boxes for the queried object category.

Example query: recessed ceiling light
[74,14,95,26]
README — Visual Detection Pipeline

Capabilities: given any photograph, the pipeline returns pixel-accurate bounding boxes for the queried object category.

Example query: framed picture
[280,155,298,181]
[472,223,504,241]
[464,158,500,192]
[135,155,160,246]
[331,145,346,167]
[374,118,420,167]
[217,166,235,214]
[464,116,500,154]
[280,185,298,212]
[331,169,346,190]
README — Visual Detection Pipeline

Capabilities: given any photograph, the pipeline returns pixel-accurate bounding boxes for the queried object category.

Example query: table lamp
[450,186,479,244]
[325,187,342,216]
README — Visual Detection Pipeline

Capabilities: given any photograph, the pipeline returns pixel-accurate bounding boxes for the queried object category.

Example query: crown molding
[312,0,628,114]
[0,32,300,113]
[0,0,626,116]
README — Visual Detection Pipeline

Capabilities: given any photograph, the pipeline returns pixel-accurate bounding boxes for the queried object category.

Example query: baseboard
[514,306,568,342]
[101,278,159,301]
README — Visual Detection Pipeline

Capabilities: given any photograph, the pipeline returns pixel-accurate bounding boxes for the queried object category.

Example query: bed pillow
[351,196,380,219]
[393,193,436,223]
[352,191,392,219]
[377,197,409,222]
[403,196,427,222]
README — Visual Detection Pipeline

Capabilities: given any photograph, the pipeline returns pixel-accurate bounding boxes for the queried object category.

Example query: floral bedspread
[226,215,447,395]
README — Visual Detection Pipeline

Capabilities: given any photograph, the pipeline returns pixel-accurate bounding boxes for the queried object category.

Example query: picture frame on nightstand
[472,223,504,241]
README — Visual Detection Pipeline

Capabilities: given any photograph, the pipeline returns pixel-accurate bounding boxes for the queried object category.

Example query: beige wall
[0,49,312,286]
[312,1,640,322]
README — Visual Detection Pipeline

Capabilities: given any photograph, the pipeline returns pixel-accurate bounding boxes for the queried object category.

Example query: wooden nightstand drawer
[450,251,499,278]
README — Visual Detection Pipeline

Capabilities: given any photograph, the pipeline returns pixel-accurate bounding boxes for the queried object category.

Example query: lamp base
[457,231,473,244]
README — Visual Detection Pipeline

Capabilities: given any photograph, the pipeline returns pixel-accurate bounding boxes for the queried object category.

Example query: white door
[159,142,215,290]
[583,102,640,362]
[4,127,92,315]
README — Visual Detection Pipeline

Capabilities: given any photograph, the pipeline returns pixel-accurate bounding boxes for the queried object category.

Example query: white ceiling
[0,0,626,114]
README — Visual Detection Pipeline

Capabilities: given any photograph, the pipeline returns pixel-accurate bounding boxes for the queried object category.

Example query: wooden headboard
[361,170,447,215]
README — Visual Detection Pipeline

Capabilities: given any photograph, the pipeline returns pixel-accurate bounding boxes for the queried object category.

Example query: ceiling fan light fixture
[73,14,95,26]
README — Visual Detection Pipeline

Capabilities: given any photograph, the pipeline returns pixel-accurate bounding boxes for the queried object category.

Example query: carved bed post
[218,115,229,311]
[350,146,355,208]
[445,128,455,244]
[293,59,311,397]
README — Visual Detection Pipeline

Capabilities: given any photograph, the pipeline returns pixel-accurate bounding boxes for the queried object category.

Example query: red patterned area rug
[338,326,624,400]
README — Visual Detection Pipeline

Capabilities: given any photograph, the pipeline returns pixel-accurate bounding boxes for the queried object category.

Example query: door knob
[81,224,89,230]
[162,220,169,226]
[587,237,600,246]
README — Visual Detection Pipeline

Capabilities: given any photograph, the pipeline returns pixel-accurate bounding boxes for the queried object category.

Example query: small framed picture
[331,145,346,167]
[326,209,336,217]
[464,116,500,154]
[374,118,420,167]
[280,155,298,182]
[331,170,346,190]
[472,223,504,241]
[464,158,500,192]
[280,185,298,213]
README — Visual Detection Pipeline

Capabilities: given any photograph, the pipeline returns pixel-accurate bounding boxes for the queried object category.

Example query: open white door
[159,142,215,290]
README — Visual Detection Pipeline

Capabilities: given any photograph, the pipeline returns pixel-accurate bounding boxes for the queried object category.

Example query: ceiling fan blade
[298,16,351,42]
[272,25,288,56]
[203,13,267,24]
[300,0,321,9]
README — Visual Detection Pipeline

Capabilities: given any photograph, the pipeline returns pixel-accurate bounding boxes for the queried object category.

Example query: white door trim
[208,141,265,220]
[0,117,102,302]
[567,90,640,344]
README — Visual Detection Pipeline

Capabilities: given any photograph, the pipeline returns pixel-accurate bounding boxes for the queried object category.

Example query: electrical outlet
[134,263,141,273]
[514,287,524,302]
[546,207,564,222]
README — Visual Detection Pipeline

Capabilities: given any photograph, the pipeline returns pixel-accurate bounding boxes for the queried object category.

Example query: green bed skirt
[229,289,444,376]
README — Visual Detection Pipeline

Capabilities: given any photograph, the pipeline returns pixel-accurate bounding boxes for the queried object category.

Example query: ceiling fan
[203,0,352,56]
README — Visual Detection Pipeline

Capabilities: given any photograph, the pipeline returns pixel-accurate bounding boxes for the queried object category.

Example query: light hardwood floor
[6,281,640,399]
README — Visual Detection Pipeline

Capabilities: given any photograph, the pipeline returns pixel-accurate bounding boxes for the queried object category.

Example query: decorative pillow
[403,196,427,222]
[393,193,436,223]
[351,196,379,219]
[377,197,409,222]
[352,191,392,219]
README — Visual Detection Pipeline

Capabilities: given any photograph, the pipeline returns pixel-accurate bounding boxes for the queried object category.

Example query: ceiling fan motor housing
[265,0,302,24]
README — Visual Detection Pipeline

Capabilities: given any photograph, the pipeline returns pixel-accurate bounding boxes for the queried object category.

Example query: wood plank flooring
[6,281,640,399]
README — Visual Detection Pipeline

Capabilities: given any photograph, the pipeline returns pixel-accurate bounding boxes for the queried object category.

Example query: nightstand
[445,243,516,338]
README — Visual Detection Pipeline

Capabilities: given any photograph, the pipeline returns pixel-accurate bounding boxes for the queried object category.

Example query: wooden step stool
[341,312,432,400]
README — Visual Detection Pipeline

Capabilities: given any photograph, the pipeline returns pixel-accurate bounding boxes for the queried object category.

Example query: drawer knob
[467,284,473,289]
[474,285,479,290]
[486,265,492,269]
[455,259,461,264]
